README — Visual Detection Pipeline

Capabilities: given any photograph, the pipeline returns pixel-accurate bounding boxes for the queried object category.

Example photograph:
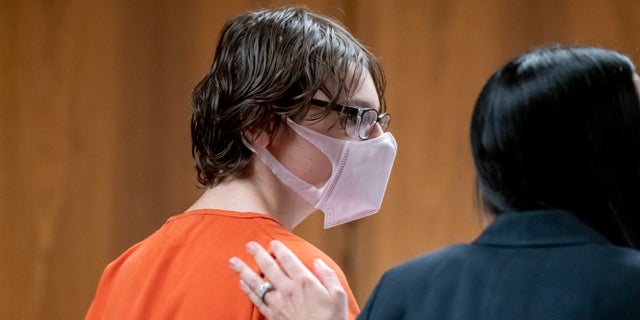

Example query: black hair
[471,46,640,248]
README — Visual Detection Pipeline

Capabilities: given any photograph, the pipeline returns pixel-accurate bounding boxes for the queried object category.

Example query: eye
[336,112,357,131]
[344,113,358,125]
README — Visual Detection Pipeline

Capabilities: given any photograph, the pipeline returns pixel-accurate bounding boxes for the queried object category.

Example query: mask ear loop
[242,114,283,149]
[241,130,262,149]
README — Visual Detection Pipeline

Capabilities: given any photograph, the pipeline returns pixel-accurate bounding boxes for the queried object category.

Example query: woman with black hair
[230,46,640,319]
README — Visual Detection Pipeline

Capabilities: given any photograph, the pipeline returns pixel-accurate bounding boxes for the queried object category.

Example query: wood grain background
[2,0,640,318]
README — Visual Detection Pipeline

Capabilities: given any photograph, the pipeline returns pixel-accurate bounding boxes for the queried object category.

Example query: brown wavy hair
[191,7,386,187]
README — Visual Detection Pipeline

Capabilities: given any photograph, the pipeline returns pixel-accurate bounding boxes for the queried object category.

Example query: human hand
[229,240,348,320]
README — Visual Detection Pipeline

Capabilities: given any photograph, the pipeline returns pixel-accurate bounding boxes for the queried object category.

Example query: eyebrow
[311,98,380,114]
[348,98,376,109]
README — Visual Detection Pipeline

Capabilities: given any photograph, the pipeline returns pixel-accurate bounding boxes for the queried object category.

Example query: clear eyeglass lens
[344,117,357,137]
[359,110,379,139]
[379,114,391,132]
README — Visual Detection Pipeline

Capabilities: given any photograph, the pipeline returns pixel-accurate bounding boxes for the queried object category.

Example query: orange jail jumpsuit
[86,209,359,319]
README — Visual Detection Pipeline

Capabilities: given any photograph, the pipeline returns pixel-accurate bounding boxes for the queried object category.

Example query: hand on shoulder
[229,240,348,320]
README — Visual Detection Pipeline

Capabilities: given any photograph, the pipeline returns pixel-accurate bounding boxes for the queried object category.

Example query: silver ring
[255,281,273,302]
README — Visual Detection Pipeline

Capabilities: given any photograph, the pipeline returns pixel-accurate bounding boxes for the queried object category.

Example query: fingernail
[269,240,280,250]
[246,241,257,254]
[315,258,328,268]
[229,257,239,269]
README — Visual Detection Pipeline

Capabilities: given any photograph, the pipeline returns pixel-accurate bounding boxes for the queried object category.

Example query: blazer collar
[473,210,611,248]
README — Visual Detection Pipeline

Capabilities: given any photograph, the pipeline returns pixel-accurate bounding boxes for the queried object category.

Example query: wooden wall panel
[338,0,640,303]
[2,0,640,318]
[1,2,120,318]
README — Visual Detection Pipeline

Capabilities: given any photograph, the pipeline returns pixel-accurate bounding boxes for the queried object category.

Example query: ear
[243,128,272,148]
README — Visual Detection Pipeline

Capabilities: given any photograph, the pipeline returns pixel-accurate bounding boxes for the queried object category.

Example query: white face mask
[244,118,397,228]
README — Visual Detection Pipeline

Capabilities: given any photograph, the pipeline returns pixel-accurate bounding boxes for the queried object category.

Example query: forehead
[314,68,381,111]
[634,73,640,95]
[346,69,380,111]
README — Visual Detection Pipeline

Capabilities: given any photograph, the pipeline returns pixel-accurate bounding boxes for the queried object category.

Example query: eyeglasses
[310,99,391,140]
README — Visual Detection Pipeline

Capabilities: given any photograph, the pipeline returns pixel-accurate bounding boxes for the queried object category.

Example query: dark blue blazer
[358,210,640,320]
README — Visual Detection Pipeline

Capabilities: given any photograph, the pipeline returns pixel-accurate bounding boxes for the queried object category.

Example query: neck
[187,157,315,230]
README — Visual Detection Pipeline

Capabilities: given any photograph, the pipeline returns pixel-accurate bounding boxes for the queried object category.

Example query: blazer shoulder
[609,246,640,282]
